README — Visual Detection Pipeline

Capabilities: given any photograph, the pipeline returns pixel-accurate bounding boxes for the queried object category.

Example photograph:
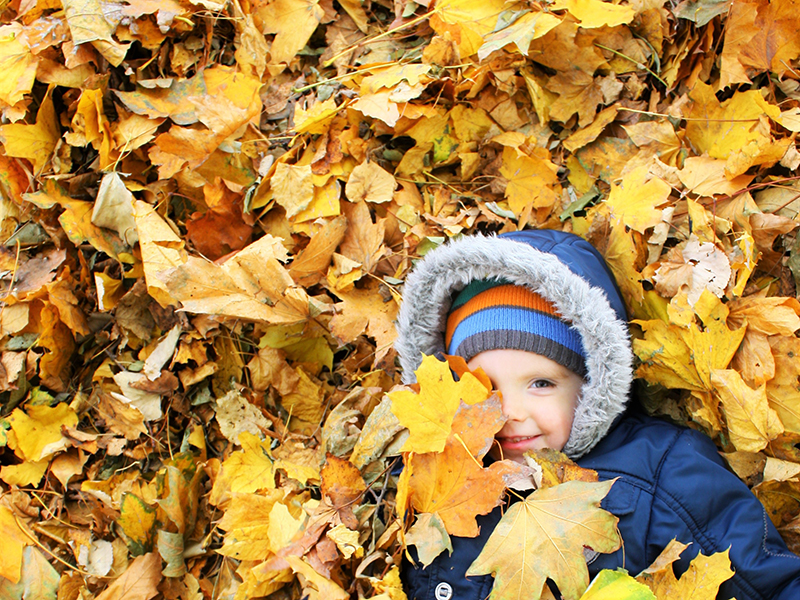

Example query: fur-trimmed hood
[394,230,633,459]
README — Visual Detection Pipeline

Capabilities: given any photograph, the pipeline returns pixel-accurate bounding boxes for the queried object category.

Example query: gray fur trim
[394,234,633,459]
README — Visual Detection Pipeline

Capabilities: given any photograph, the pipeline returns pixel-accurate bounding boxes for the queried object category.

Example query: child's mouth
[498,435,541,450]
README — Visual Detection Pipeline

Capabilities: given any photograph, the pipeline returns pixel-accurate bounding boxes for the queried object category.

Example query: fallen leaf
[95,552,161,600]
[499,146,560,215]
[217,490,284,560]
[711,369,784,452]
[396,393,530,538]
[565,0,635,28]
[329,280,399,366]
[653,236,731,306]
[467,479,620,600]
[0,87,59,173]
[405,512,453,566]
[345,161,396,204]
[390,354,491,454]
[636,544,734,600]
[209,431,276,506]
[255,0,324,71]
[63,0,128,66]
[338,201,386,274]
[604,166,671,234]
[0,506,31,584]
[0,35,38,108]
[289,214,348,286]
[580,569,656,600]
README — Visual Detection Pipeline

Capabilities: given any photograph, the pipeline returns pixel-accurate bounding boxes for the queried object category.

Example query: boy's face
[467,349,582,464]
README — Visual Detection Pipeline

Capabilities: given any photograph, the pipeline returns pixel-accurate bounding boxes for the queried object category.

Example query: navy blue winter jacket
[401,409,800,600]
[394,230,800,600]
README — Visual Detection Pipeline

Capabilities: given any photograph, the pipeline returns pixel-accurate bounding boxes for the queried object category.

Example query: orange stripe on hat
[445,285,562,349]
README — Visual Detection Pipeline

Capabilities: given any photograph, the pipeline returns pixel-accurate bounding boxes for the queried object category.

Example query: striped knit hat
[445,279,587,377]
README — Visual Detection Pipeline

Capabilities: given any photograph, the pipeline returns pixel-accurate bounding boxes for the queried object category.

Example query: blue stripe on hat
[447,306,586,359]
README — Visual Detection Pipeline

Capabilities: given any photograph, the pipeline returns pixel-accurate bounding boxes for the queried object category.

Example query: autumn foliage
[1,0,800,597]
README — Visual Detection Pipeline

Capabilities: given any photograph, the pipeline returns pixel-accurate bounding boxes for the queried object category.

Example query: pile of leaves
[1,0,800,596]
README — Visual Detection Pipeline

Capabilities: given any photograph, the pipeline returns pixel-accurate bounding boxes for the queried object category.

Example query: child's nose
[498,390,525,421]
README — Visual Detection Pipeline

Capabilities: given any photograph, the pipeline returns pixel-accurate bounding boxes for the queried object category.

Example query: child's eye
[529,379,554,389]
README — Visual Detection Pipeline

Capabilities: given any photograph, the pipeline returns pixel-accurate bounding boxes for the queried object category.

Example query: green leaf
[580,569,656,600]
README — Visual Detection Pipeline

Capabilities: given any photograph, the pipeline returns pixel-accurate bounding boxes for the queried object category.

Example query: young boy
[394,230,800,600]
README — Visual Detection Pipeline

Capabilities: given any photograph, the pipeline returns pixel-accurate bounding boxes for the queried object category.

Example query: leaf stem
[594,43,667,88]
[293,62,401,93]
[14,514,92,576]
[453,433,484,469]
[617,107,760,122]
[323,10,437,68]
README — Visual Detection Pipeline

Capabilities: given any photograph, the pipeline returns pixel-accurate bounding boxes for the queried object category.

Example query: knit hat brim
[445,282,587,376]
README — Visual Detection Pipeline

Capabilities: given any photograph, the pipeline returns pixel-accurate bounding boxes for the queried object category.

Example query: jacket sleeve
[651,428,800,600]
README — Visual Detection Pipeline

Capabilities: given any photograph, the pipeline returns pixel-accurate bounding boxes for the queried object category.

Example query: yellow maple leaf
[431,0,508,57]
[209,431,276,507]
[637,542,734,600]
[352,90,402,127]
[0,87,59,173]
[727,296,800,336]
[562,0,635,29]
[676,157,755,198]
[731,329,774,386]
[604,166,671,234]
[338,200,387,274]
[397,396,524,537]
[294,178,342,224]
[580,569,656,600]
[685,82,779,176]
[467,480,620,600]
[360,64,432,93]
[404,512,452,566]
[563,106,619,153]
[281,368,327,427]
[329,279,399,365]
[132,199,187,307]
[255,0,324,71]
[94,553,161,600]
[622,121,682,166]
[500,146,560,216]
[286,555,349,600]
[719,0,800,87]
[217,490,285,560]
[634,293,746,391]
[390,354,491,453]
[547,70,604,127]
[268,502,305,553]
[478,10,562,61]
[0,459,50,486]
[293,98,341,135]
[0,35,38,107]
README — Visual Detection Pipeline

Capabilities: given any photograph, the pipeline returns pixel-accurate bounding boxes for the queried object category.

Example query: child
[394,230,800,600]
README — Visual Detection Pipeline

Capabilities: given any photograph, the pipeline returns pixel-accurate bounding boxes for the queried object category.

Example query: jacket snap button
[434,582,453,600]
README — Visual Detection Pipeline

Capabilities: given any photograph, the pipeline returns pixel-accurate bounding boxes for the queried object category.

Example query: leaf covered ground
[1,0,800,597]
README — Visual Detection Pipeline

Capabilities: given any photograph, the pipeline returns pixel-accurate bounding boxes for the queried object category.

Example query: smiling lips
[497,434,541,450]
